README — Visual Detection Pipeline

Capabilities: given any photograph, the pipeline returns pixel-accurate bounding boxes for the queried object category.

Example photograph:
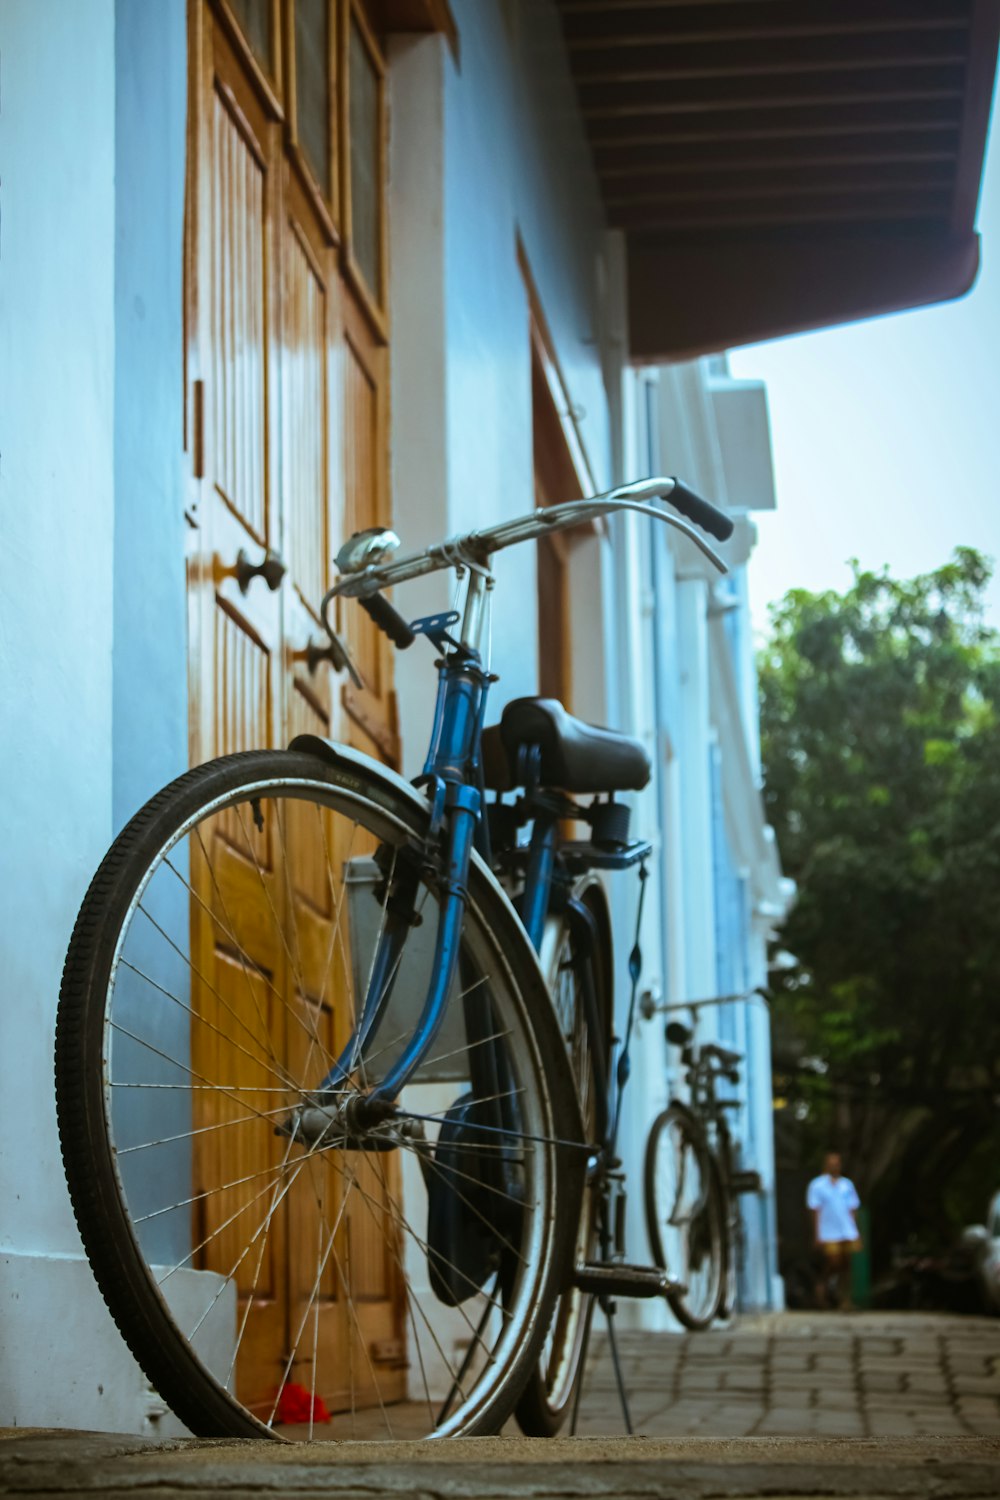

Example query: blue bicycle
[55,477,731,1441]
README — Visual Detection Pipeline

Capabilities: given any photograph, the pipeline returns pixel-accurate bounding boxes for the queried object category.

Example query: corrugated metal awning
[555,0,1000,360]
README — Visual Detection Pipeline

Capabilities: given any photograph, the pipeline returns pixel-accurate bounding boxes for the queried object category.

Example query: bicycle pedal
[573,1262,686,1300]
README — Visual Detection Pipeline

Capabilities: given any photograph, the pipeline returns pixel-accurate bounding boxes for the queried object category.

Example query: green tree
[759,549,1000,1263]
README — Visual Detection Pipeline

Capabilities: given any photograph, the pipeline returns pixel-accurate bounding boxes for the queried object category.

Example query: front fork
[312,783,480,1121]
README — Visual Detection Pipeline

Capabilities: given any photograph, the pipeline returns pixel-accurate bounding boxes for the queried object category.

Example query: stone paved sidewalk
[574,1311,1000,1440]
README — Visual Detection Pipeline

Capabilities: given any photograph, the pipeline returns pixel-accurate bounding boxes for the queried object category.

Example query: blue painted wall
[112,0,191,1264]
[113,0,188,829]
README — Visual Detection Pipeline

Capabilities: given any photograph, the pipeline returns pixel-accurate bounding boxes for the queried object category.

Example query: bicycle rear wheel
[515,882,611,1436]
[56,749,577,1440]
[644,1103,724,1331]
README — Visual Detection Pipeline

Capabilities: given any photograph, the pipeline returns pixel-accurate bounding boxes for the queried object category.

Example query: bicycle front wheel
[56,749,575,1440]
[644,1103,724,1331]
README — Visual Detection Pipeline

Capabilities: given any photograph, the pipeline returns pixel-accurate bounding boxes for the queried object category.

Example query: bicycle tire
[644,1101,725,1331]
[515,878,612,1436]
[714,1144,741,1322]
[56,748,580,1441]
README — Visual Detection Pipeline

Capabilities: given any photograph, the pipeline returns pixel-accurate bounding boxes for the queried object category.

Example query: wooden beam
[595,131,960,176]
[604,163,954,205]
[612,193,951,231]
[570,32,969,85]
[561,0,969,48]
[579,65,965,117]
[627,229,980,361]
[589,100,963,147]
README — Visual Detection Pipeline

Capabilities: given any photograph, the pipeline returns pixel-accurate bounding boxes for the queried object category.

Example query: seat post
[522,802,558,952]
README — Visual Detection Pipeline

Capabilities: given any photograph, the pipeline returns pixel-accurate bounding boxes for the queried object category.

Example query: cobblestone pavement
[574,1311,1000,1440]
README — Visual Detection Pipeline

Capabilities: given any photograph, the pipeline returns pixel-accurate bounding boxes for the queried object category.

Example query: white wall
[0,0,195,1433]
[656,361,789,1311]
[442,0,616,708]
[0,0,116,1269]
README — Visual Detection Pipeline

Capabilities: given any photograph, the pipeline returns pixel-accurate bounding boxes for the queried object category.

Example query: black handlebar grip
[668,479,734,543]
[358,592,416,650]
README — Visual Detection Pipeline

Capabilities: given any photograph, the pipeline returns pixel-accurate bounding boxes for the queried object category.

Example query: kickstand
[603,1296,634,1435]
[569,1293,634,1436]
[569,1294,597,1435]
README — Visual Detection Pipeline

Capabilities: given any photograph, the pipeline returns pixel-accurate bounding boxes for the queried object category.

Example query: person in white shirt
[806,1152,861,1310]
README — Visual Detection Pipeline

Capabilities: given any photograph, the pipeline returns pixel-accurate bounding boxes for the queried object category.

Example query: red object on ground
[276,1381,332,1425]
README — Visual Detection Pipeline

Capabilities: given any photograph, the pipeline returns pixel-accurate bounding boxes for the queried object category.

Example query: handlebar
[358,593,416,650]
[667,479,734,543]
[326,477,731,607]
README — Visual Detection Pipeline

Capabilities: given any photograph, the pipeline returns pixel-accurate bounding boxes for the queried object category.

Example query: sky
[730,111,1000,640]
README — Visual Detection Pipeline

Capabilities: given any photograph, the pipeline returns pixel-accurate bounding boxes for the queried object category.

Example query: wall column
[676,575,718,1012]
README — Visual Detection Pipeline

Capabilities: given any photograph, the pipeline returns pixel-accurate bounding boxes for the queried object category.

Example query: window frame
[340,0,389,338]
[213,0,285,119]
[283,0,340,241]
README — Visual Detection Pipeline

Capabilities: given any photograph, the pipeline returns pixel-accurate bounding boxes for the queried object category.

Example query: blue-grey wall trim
[114,0,188,830]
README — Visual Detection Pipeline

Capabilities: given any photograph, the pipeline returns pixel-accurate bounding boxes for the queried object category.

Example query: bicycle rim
[56,751,569,1441]
[644,1105,723,1331]
[515,890,608,1435]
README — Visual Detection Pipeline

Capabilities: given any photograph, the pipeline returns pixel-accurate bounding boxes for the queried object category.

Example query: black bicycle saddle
[481,697,651,794]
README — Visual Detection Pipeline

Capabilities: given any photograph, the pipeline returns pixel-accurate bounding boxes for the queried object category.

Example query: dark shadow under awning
[555,0,1000,361]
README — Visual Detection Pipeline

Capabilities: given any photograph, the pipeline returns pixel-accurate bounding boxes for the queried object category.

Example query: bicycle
[642,996,764,1331]
[55,475,732,1442]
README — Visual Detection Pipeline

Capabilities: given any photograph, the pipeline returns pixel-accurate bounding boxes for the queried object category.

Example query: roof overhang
[556,0,1000,362]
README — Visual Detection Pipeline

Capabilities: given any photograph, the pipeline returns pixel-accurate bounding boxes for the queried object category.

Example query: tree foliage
[759,550,1000,1258]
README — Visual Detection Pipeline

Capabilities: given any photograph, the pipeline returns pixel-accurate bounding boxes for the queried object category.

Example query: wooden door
[185,0,403,1417]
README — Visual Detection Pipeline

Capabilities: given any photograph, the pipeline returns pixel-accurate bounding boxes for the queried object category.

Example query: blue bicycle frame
[313,595,552,1113]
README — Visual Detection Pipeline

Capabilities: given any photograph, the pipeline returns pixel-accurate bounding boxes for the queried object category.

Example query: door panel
[186,0,402,1419]
[210,78,270,545]
[213,598,274,761]
[283,207,329,614]
[341,298,395,762]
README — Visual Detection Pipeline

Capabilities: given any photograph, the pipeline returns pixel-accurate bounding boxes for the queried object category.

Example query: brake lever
[329,629,363,689]
[317,586,364,687]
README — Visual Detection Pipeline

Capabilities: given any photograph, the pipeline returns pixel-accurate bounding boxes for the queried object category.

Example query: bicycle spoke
[404,1142,529,1265]
[121,949,294,1095]
[172,839,326,1078]
[232,802,328,1092]
[336,1145,510,1357]
[184,1144,312,1344]
[184,834,334,1076]
[266,1150,354,1415]
[223,1119,305,1386]
[324,1151,486,1412]
[155,1142,310,1283]
[272,798,336,1092]
[115,1103,293,1155]
[133,1147,302,1225]
[396,1137,534,1211]
[398,1104,585,1156]
[108,1021,296,1130]
[323,1219,395,1439]
[111,1081,293,1092]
